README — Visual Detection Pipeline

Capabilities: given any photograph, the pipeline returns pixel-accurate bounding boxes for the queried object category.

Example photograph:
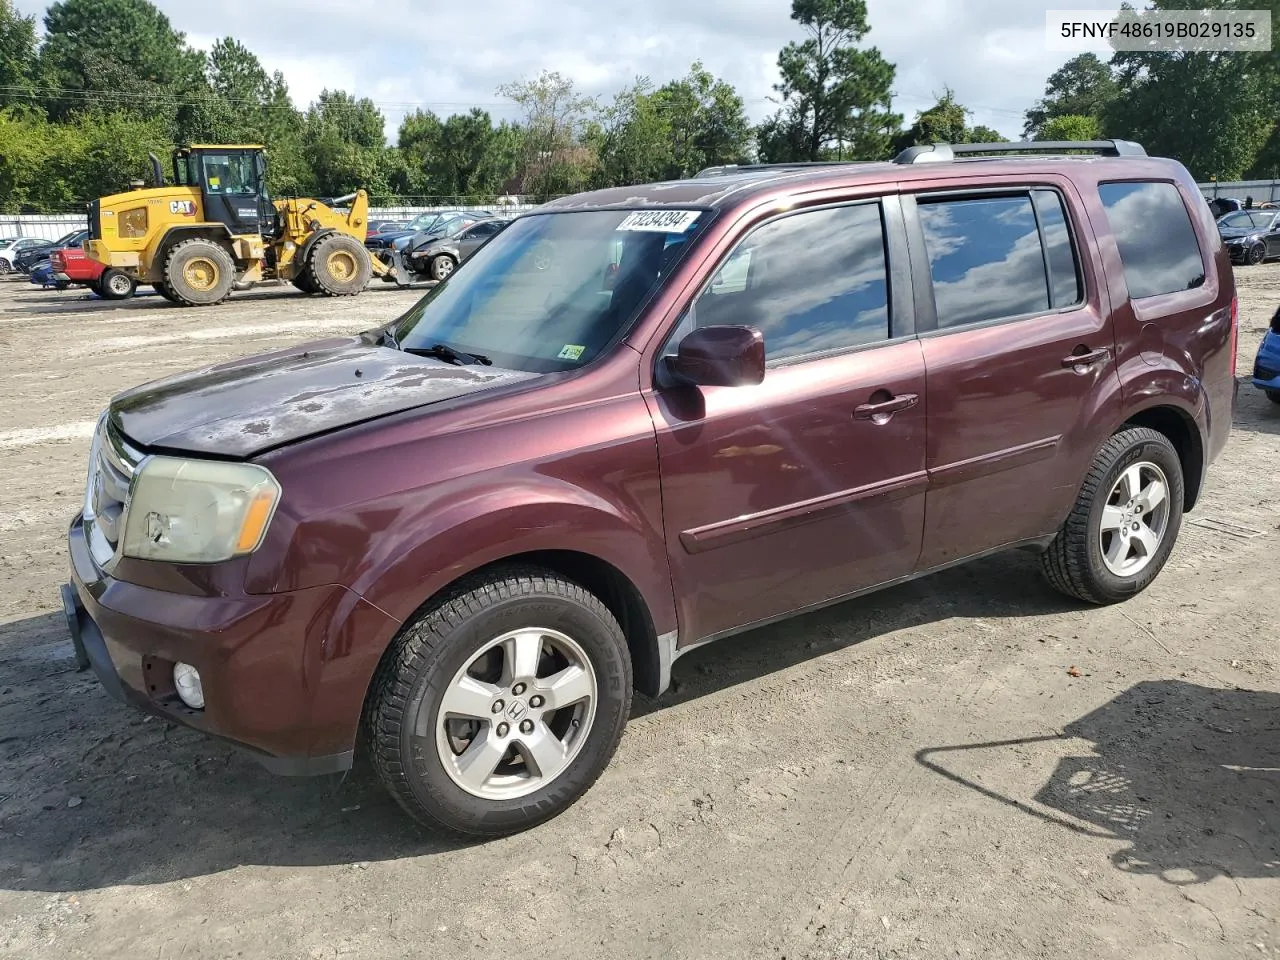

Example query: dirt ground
[0,270,1276,960]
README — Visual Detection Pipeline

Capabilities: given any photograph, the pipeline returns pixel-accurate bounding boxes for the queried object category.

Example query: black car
[15,229,88,273]
[1217,209,1280,265]
[408,217,510,281]
[366,210,494,251]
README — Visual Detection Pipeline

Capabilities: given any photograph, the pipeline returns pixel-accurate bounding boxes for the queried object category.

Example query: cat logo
[169,200,197,216]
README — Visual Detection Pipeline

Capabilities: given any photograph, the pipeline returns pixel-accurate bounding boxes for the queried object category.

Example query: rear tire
[1041,427,1184,605]
[365,567,632,838]
[154,280,181,303]
[303,233,371,296]
[98,268,136,300]
[291,272,318,294]
[163,239,235,306]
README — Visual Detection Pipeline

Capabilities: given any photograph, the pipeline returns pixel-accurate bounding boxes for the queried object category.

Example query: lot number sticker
[617,210,701,233]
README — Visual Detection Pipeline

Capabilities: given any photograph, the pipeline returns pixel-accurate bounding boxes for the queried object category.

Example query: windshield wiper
[405,342,492,366]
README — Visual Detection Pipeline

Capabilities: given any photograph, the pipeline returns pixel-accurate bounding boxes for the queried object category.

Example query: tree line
[1,0,1278,214]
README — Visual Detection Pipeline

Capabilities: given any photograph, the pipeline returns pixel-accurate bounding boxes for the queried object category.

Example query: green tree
[302,90,392,199]
[1107,45,1271,179]
[591,79,673,187]
[769,0,900,161]
[1023,54,1117,139]
[652,62,751,177]
[497,71,597,196]
[891,89,1007,153]
[0,0,38,109]
[39,0,205,129]
[1036,114,1101,142]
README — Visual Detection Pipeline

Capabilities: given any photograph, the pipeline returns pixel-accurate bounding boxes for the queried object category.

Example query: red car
[52,245,137,299]
[63,139,1237,837]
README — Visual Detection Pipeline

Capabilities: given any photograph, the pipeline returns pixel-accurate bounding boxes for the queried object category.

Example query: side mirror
[666,325,765,387]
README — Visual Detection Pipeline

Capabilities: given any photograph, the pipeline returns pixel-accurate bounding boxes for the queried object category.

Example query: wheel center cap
[506,700,528,721]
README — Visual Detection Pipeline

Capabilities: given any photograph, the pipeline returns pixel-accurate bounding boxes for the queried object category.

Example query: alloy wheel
[1098,461,1171,577]
[432,627,597,800]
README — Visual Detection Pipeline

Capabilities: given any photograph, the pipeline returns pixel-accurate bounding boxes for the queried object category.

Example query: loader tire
[304,233,371,296]
[163,239,235,306]
[292,271,318,294]
[154,280,182,304]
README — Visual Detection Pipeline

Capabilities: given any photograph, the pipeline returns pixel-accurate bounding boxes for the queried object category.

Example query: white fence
[1198,180,1280,204]
[1,203,543,241]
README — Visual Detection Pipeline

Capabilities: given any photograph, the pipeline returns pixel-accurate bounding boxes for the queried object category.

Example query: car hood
[1219,227,1262,239]
[109,337,540,458]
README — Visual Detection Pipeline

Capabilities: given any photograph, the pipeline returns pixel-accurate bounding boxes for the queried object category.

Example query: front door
[906,185,1122,569]
[645,199,928,644]
[195,149,264,236]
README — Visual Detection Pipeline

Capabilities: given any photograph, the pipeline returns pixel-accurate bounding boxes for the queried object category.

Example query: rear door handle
[1062,348,1111,369]
[854,392,919,422]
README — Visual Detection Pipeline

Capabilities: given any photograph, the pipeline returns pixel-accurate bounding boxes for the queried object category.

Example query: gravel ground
[0,272,1276,960]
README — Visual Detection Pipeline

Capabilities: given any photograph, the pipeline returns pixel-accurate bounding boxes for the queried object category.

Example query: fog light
[173,662,205,709]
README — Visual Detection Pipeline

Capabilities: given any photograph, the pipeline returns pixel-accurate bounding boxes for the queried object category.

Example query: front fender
[353,479,676,639]
[294,485,675,758]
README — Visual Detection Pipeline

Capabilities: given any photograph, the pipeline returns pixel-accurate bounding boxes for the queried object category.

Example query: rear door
[905,182,1122,568]
[645,196,929,644]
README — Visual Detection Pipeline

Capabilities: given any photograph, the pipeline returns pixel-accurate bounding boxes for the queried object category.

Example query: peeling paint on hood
[108,336,539,458]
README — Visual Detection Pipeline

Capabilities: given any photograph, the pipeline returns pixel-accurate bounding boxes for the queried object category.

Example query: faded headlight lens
[118,206,148,239]
[121,457,281,563]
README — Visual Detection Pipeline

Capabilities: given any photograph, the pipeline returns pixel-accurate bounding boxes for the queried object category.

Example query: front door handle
[1062,347,1111,369]
[854,392,919,423]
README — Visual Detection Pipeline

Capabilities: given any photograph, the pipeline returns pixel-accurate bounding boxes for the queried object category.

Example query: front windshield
[393,208,707,372]
[408,212,446,232]
[53,231,79,246]
[1220,211,1274,230]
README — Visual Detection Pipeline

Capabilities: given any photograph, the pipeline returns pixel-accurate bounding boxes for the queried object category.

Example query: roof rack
[691,161,864,179]
[894,140,1147,164]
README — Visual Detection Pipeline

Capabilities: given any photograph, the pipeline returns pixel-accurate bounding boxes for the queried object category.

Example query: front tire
[163,238,235,306]
[429,254,456,282]
[304,233,371,296]
[1041,427,1184,604]
[99,268,136,300]
[365,567,632,838]
[1247,243,1266,265]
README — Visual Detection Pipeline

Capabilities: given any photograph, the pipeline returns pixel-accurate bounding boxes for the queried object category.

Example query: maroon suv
[63,140,1238,837]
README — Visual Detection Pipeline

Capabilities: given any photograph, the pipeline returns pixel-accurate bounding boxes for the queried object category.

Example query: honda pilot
[63,140,1238,837]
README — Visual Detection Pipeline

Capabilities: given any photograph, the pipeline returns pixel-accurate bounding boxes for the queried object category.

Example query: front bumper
[1253,330,1280,393]
[63,514,361,776]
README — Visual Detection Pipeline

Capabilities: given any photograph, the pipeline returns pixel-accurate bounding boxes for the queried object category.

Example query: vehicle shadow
[916,679,1279,884]
[0,551,1076,892]
[0,282,429,316]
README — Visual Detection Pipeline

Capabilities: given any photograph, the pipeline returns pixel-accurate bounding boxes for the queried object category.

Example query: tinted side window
[1098,181,1204,299]
[919,195,1049,328]
[1033,189,1083,308]
[681,203,890,362]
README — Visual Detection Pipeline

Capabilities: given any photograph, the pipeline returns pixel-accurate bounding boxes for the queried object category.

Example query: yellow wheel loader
[85,145,409,307]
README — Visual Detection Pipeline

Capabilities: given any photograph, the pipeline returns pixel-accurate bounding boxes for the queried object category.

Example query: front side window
[201,153,257,196]
[1098,181,1204,299]
[918,195,1051,329]
[395,209,706,372]
[673,203,891,363]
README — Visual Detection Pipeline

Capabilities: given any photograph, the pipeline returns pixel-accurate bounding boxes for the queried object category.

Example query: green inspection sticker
[557,344,586,360]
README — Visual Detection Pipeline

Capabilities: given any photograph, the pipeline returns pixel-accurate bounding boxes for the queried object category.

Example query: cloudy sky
[15,0,1123,141]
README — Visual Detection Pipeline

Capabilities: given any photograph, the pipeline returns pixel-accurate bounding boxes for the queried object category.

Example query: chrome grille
[83,416,142,569]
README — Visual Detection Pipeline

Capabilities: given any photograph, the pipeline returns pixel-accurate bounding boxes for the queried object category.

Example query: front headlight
[121,457,281,563]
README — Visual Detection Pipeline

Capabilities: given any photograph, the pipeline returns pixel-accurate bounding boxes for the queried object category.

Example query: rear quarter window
[1097,181,1205,299]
